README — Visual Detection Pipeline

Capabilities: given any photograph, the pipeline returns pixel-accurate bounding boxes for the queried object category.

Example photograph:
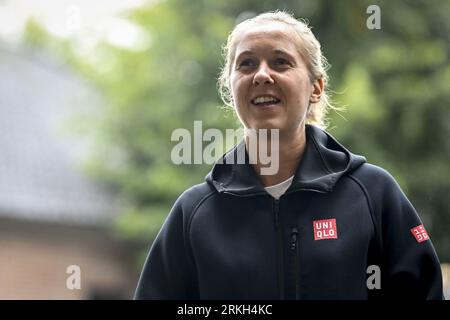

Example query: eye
[238,58,255,68]
[274,58,290,66]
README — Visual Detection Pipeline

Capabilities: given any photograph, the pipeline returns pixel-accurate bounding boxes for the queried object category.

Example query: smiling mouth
[251,96,281,107]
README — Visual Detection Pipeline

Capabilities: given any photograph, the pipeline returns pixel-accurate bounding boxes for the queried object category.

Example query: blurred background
[0,0,448,299]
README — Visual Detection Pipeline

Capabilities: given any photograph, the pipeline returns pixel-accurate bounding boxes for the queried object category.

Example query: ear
[310,77,324,104]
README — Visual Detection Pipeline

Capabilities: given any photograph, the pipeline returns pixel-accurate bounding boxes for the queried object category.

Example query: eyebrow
[273,49,294,57]
[235,49,296,61]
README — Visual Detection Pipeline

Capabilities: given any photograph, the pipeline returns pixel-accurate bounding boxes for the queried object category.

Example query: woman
[134,11,443,299]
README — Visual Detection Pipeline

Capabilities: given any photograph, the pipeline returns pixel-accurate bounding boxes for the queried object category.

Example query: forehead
[233,22,301,57]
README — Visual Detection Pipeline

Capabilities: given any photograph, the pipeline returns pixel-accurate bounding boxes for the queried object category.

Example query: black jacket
[134,125,443,299]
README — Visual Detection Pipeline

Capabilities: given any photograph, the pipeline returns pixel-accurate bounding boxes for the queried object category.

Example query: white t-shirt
[264,175,295,200]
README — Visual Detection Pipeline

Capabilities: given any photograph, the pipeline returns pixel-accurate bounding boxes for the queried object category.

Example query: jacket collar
[205,125,366,195]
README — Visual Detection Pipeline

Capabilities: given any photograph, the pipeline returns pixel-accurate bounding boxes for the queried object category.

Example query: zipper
[273,199,284,299]
[273,199,279,228]
[290,227,300,299]
[222,190,306,299]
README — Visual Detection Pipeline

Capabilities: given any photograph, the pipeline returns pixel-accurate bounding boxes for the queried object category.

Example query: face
[229,22,323,133]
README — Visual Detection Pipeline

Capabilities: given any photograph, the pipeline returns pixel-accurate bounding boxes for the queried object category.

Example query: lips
[250,95,281,107]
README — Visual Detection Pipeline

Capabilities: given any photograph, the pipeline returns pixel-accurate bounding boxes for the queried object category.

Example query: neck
[245,124,307,187]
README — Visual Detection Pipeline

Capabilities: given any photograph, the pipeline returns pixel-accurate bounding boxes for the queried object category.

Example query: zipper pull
[290,227,298,250]
[273,199,280,228]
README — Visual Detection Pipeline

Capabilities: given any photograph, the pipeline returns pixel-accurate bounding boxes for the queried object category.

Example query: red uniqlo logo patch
[313,218,338,240]
[411,224,429,243]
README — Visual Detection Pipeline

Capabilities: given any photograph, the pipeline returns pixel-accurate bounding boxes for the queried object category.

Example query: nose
[253,62,274,86]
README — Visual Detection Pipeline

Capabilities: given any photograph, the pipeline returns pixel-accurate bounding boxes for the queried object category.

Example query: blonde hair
[217,10,333,129]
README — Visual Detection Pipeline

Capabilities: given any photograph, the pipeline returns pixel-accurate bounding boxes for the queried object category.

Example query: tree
[24,0,450,262]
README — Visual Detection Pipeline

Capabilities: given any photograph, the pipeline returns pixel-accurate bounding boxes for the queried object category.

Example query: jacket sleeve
[133,195,198,299]
[363,166,444,299]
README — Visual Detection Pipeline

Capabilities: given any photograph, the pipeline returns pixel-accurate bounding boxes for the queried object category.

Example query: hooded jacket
[134,125,443,300]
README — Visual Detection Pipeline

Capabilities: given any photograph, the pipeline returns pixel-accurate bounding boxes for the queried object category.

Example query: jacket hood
[205,124,366,195]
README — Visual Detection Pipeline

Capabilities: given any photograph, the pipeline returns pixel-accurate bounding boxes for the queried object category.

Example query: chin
[247,119,284,131]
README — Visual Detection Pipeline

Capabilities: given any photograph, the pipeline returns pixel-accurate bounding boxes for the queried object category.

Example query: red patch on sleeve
[411,224,429,243]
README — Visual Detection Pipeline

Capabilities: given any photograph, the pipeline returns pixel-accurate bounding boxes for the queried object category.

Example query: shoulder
[347,162,412,215]
[348,162,400,191]
[346,163,420,245]
[174,181,217,216]
[160,182,217,235]
[345,162,407,210]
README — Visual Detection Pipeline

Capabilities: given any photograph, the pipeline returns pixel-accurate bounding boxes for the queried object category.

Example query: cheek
[230,76,247,102]
[229,74,239,95]
[290,79,311,101]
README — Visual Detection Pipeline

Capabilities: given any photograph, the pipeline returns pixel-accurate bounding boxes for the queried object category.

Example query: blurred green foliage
[24,0,450,263]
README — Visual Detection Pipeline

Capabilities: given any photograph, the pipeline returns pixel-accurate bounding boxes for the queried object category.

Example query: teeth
[253,96,279,104]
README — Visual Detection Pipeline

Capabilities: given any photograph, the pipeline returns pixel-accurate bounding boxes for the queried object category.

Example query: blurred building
[0,43,138,299]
